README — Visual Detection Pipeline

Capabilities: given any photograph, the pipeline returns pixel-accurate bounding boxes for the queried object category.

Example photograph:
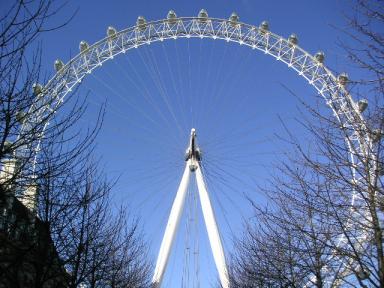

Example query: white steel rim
[18,15,376,286]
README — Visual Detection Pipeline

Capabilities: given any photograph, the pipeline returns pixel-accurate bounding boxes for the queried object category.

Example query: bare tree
[0,0,74,189]
[231,1,383,287]
[230,170,339,288]
[0,1,152,287]
[50,162,151,288]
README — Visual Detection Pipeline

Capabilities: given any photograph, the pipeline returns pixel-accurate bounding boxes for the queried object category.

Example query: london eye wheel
[11,9,378,287]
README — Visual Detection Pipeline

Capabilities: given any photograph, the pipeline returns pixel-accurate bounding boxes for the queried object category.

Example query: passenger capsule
[16,111,26,123]
[315,51,325,63]
[54,59,64,72]
[32,83,43,96]
[3,140,12,153]
[337,73,349,86]
[356,268,370,280]
[79,41,89,53]
[167,10,177,25]
[198,9,208,22]
[136,16,147,31]
[260,21,269,33]
[357,99,368,113]
[288,34,298,45]
[371,129,383,143]
[229,12,239,27]
[378,164,384,176]
[107,26,117,38]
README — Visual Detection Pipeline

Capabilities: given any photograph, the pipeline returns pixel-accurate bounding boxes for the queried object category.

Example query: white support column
[152,161,191,287]
[152,129,229,287]
[195,162,229,288]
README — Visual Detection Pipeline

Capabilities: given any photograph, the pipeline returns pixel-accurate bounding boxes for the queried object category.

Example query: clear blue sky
[3,0,360,286]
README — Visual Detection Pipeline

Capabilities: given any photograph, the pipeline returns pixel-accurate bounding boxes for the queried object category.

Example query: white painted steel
[153,129,229,287]
[152,162,191,287]
[14,13,377,287]
[195,162,229,288]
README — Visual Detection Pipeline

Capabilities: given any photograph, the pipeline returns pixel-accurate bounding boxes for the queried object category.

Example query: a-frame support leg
[152,129,229,287]
[152,161,191,287]
[195,162,229,288]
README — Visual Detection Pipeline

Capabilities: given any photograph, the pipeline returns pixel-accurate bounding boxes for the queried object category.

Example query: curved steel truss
[15,12,377,287]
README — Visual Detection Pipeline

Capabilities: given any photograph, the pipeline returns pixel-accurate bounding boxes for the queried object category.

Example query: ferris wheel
[9,9,379,287]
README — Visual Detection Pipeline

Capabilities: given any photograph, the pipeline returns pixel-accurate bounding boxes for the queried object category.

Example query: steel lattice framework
[17,11,377,287]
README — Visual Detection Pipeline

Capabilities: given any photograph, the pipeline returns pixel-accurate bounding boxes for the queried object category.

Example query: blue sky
[2,0,361,286]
